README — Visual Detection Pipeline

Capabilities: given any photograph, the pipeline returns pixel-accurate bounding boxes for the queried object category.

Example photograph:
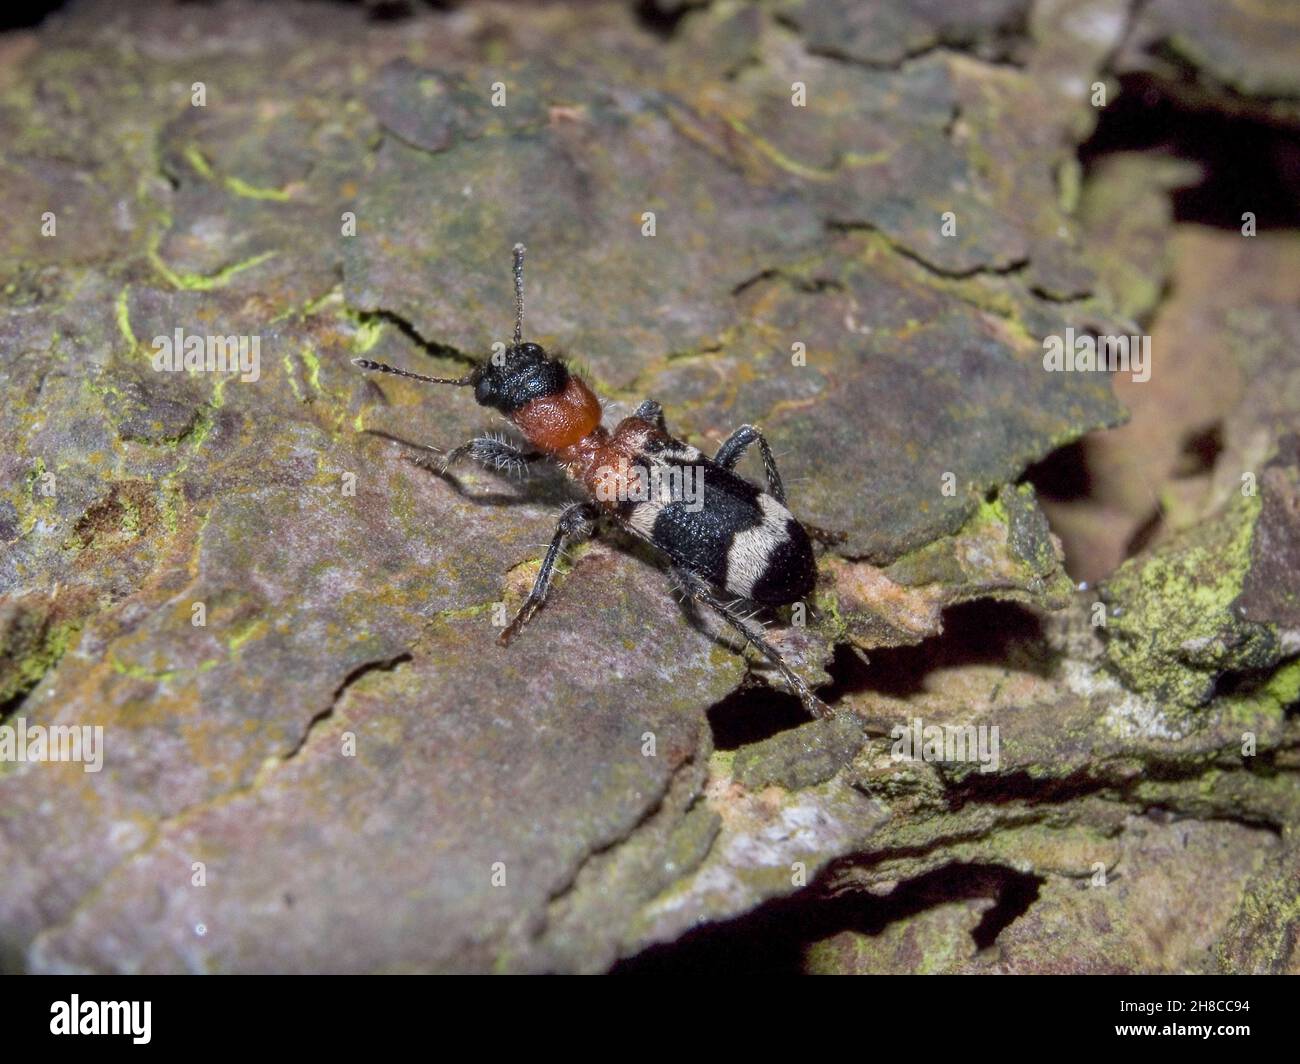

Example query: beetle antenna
[512,242,526,347]
[351,359,475,386]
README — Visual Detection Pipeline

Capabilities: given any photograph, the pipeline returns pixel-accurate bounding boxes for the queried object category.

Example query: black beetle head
[473,341,569,413]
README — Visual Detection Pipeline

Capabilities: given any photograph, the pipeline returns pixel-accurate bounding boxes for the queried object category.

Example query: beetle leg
[499,502,599,646]
[672,565,832,720]
[714,424,785,504]
[632,399,667,432]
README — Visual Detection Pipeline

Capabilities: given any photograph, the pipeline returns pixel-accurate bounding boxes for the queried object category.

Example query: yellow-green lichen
[1102,493,1280,712]
[0,615,81,706]
[115,285,137,352]
[149,248,277,292]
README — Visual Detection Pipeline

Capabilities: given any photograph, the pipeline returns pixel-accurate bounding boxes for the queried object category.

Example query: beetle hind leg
[672,565,832,720]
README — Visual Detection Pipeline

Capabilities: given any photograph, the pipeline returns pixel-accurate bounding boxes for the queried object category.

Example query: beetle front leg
[405,434,541,478]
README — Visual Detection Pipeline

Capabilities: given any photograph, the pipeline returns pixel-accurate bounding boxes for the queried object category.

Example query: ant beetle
[354,244,832,718]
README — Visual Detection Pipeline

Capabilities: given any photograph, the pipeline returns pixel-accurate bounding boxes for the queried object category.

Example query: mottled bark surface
[1,0,1297,973]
